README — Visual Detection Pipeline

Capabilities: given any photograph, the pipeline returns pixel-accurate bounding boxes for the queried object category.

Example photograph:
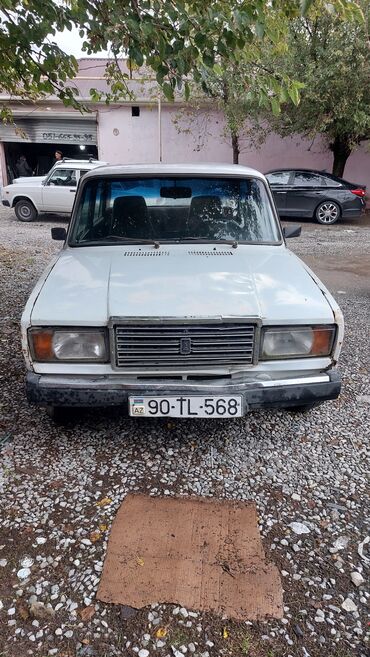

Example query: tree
[0,2,81,122]
[0,0,363,125]
[248,2,370,176]
[173,60,303,165]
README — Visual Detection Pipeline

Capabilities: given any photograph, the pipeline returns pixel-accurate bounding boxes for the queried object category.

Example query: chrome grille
[114,322,256,368]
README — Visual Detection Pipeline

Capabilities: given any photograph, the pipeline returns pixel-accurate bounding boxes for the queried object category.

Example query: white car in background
[21,163,344,421]
[1,158,107,222]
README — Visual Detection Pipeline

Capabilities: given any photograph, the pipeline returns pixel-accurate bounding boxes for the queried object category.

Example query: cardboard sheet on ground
[97,494,283,620]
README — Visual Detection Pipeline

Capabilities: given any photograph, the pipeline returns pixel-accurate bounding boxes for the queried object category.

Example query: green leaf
[270,96,281,116]
[255,23,265,38]
[288,83,300,106]
[162,82,174,101]
[194,33,207,48]
[203,52,214,67]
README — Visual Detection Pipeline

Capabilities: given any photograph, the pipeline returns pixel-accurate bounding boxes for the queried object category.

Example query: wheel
[315,201,340,225]
[15,199,37,222]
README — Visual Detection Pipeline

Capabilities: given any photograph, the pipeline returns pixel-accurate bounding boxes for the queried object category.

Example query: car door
[286,171,325,217]
[41,168,78,212]
[265,171,293,216]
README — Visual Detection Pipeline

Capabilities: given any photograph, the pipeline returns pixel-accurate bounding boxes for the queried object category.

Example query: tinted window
[266,171,291,185]
[293,172,323,187]
[47,168,77,187]
[71,177,280,245]
[322,176,342,188]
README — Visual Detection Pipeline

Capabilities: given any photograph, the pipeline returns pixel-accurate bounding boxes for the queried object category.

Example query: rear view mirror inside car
[160,186,192,199]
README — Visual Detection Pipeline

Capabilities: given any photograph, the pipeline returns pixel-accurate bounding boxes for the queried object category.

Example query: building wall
[98,104,370,199]
[98,105,159,164]
[1,99,368,197]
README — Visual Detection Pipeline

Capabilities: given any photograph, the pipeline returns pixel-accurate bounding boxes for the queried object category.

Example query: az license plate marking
[129,396,243,418]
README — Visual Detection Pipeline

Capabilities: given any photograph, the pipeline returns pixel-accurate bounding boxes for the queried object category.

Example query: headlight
[261,326,336,360]
[29,328,108,362]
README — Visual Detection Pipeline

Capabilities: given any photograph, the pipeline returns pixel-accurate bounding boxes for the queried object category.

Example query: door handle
[70,189,76,192]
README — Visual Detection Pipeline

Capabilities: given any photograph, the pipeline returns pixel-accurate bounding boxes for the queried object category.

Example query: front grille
[114,322,256,368]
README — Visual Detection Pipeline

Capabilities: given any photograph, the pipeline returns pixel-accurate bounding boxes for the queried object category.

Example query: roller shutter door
[0,117,97,145]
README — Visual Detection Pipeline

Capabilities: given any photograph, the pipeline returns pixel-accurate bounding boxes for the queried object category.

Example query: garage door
[0,116,97,146]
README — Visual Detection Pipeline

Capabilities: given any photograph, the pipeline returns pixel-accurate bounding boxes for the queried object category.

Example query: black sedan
[265,168,366,225]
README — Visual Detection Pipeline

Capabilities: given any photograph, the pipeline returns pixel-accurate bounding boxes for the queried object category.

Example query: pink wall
[98,106,159,163]
[98,104,370,197]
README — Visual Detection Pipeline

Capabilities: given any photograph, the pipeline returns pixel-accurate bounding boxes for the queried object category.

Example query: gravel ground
[0,208,369,657]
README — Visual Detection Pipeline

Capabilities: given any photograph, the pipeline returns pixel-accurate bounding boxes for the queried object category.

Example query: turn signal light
[311,329,334,356]
[31,330,54,361]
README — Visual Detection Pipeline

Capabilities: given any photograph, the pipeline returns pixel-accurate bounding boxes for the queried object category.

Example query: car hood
[30,244,334,326]
[12,175,46,184]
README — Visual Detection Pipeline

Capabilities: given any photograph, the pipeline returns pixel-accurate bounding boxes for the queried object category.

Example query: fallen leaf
[99,524,108,532]
[22,527,34,535]
[156,627,167,638]
[79,605,95,621]
[17,600,29,621]
[50,480,64,489]
[136,556,145,567]
[90,531,101,543]
[96,497,112,507]
[29,602,55,620]
[223,627,229,639]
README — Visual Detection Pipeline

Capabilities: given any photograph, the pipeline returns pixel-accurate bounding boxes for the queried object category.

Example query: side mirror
[51,227,67,241]
[283,224,301,239]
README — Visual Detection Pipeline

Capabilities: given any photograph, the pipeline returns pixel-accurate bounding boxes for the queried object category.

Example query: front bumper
[26,369,341,412]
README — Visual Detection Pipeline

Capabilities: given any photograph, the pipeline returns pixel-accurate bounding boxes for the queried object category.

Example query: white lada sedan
[1,158,107,222]
[21,164,343,420]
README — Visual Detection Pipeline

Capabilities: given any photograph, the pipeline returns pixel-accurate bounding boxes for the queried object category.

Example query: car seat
[112,196,153,238]
[187,196,223,237]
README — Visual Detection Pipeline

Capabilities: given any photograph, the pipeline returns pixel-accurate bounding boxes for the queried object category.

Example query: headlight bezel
[260,325,336,361]
[28,327,109,363]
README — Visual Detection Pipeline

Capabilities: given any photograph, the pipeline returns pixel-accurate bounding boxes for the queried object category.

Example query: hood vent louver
[122,251,170,256]
[188,250,234,256]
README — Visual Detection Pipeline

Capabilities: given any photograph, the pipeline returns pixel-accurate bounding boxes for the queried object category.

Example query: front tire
[315,201,340,225]
[15,199,38,222]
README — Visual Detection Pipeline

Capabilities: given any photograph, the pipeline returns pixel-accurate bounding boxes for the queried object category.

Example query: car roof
[266,168,336,177]
[80,163,266,180]
[53,159,107,170]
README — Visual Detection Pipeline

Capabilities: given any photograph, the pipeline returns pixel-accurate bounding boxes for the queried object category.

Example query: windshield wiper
[77,235,161,248]
[178,237,238,249]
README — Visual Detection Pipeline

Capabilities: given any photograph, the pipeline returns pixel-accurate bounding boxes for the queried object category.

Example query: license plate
[129,395,243,418]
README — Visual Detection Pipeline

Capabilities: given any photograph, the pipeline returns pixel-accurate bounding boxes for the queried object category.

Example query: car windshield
[70,176,281,245]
